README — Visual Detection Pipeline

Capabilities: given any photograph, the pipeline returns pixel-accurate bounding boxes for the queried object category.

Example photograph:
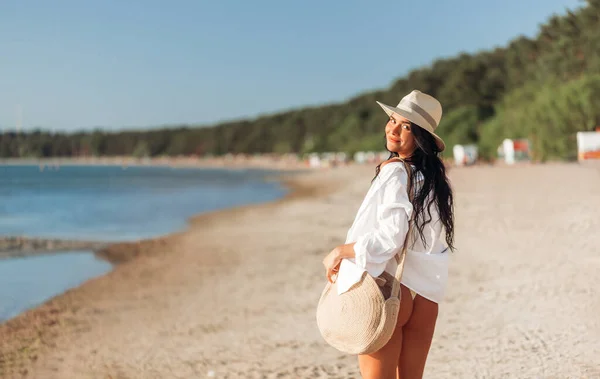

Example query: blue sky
[0,0,581,132]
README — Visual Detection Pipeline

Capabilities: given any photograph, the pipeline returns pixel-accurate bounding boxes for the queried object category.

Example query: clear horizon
[0,0,581,132]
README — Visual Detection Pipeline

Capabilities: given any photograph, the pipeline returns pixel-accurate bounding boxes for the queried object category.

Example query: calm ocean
[0,164,287,241]
[0,164,288,321]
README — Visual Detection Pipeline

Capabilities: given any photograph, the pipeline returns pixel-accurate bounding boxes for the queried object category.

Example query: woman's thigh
[398,295,439,379]
[358,285,414,379]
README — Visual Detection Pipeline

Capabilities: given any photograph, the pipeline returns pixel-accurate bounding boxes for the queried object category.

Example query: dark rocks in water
[0,236,168,265]
[0,237,108,259]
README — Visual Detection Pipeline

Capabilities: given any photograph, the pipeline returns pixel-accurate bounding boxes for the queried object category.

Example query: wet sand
[1,163,599,378]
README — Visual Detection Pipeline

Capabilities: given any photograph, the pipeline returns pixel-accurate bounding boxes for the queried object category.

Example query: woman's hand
[323,247,342,283]
[322,243,356,283]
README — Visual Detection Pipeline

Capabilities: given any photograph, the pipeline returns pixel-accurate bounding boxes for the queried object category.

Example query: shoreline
[95,167,326,265]
[0,165,309,324]
[0,165,331,376]
[0,161,312,264]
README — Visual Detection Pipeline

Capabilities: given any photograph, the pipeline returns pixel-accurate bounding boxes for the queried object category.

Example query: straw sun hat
[376,90,446,152]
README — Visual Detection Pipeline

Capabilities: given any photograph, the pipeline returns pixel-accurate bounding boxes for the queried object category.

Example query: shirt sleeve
[353,171,413,270]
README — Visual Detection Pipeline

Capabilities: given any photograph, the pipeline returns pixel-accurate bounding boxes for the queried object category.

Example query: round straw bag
[316,160,413,355]
[315,238,411,355]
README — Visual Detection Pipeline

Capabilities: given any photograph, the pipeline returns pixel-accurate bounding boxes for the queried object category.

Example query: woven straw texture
[316,270,402,355]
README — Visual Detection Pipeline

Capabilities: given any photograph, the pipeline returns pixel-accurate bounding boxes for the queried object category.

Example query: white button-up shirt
[335,161,449,303]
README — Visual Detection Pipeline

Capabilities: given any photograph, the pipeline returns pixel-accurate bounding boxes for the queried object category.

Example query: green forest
[2,1,599,161]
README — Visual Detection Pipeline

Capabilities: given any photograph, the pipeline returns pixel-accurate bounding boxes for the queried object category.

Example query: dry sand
[1,163,599,378]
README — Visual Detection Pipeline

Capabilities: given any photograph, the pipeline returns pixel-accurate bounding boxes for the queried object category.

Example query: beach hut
[452,144,478,166]
[576,131,600,162]
[498,138,531,164]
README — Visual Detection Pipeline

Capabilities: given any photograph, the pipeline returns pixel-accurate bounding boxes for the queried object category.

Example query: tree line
[2,0,599,161]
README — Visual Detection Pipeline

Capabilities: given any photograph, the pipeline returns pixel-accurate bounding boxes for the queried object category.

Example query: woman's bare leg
[398,295,438,379]
[358,285,414,379]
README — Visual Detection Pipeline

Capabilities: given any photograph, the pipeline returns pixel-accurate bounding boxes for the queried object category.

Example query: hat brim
[376,101,446,152]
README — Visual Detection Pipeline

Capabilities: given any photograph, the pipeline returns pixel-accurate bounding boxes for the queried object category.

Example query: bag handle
[390,159,414,300]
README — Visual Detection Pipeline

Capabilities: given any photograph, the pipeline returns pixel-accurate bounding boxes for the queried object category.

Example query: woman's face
[385,114,416,157]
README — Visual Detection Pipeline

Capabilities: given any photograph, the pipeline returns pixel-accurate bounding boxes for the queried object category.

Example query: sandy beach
[1,162,599,378]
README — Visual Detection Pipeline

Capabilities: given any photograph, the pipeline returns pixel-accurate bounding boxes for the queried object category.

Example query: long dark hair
[374,122,455,251]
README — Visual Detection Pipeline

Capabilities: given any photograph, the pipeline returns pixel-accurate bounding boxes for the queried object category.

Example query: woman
[322,90,454,379]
